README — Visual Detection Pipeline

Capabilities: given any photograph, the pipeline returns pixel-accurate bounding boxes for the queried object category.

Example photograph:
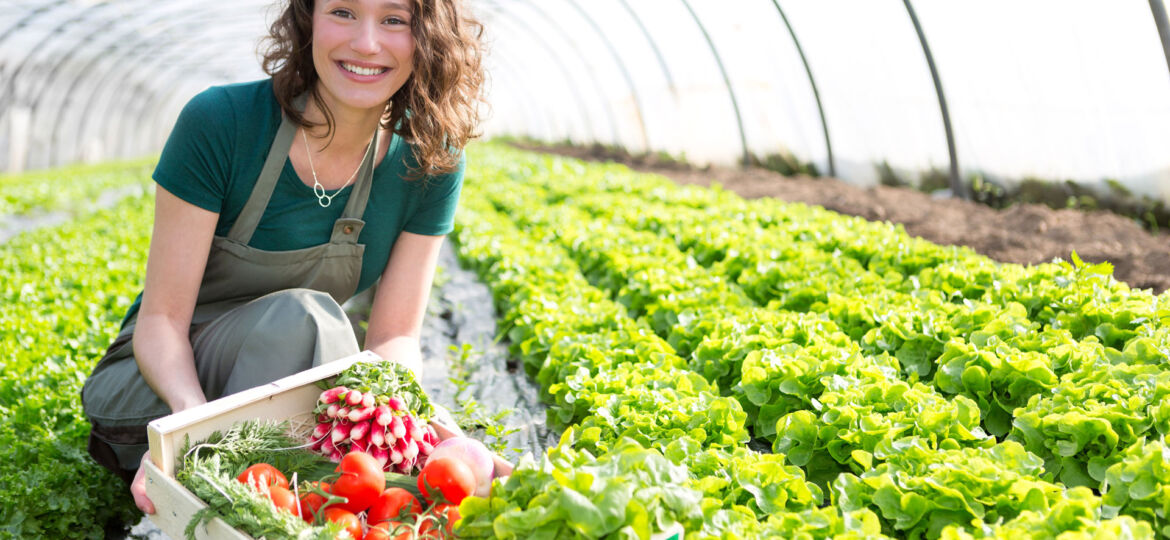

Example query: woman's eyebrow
[336,0,411,9]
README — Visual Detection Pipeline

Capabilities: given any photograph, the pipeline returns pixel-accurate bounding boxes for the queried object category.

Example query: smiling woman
[78,0,486,516]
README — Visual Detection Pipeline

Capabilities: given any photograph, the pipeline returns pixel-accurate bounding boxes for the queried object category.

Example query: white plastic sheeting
[2,0,1169,205]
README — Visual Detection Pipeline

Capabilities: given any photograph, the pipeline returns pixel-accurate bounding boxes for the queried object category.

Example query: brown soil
[517,143,1170,295]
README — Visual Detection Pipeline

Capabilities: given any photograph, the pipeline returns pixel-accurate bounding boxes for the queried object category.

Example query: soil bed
[517,143,1170,295]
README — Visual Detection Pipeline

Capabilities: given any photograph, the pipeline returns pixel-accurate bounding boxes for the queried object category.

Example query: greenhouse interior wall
[4,0,1170,206]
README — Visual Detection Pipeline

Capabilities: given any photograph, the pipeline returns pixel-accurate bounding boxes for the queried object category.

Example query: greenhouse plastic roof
[3,0,1170,203]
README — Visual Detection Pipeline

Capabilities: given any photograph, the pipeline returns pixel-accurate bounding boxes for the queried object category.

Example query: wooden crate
[143,350,381,540]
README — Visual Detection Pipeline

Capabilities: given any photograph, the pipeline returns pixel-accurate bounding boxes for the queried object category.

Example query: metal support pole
[678,0,751,167]
[615,0,679,98]
[904,0,965,199]
[562,0,652,152]
[769,0,835,177]
[480,3,600,143]
[503,0,624,145]
[1149,0,1170,86]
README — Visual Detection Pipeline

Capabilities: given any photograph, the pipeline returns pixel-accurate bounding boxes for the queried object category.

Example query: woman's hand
[131,452,156,514]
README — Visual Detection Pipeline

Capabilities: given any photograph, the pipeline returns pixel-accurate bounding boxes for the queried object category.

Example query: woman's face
[312,0,415,117]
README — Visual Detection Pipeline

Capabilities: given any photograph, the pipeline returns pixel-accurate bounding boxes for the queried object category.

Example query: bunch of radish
[307,361,441,475]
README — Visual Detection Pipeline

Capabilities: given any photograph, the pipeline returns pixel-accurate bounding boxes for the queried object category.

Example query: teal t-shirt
[122,79,463,327]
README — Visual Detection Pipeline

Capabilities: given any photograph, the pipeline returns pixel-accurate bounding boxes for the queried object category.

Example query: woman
[81,0,486,513]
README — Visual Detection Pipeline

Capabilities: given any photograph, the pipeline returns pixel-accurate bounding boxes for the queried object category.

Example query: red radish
[361,392,376,408]
[387,396,406,411]
[403,440,419,461]
[389,416,406,440]
[332,421,353,444]
[418,439,434,456]
[337,406,351,419]
[371,446,390,468]
[346,390,364,406]
[402,415,425,442]
[370,422,386,448]
[321,438,337,457]
[350,420,371,443]
[348,405,376,423]
[320,386,348,404]
[326,403,341,419]
[374,404,394,426]
[310,423,331,450]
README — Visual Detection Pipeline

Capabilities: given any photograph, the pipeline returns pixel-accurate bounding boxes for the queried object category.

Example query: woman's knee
[260,288,356,343]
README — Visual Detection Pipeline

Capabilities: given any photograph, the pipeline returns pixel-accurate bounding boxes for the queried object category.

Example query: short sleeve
[151,87,236,213]
[403,153,465,236]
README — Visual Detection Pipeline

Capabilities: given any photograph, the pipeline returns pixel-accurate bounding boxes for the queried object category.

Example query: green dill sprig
[174,420,344,539]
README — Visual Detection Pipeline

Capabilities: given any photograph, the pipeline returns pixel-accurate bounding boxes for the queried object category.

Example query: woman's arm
[133,186,218,413]
[130,186,218,513]
[364,231,445,376]
[365,232,514,477]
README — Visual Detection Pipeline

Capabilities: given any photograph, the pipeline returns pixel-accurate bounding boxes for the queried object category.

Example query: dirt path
[518,144,1170,295]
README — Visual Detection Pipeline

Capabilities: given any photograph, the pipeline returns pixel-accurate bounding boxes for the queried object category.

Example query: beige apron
[83,104,379,477]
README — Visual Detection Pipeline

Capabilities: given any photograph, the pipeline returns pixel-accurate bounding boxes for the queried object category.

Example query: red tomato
[367,487,422,530]
[364,523,412,540]
[417,457,475,506]
[321,507,362,539]
[332,451,386,514]
[298,481,333,523]
[418,504,460,539]
[267,485,298,515]
[237,463,289,491]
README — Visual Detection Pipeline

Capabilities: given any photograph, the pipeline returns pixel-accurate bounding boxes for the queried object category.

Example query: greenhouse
[3,0,1170,538]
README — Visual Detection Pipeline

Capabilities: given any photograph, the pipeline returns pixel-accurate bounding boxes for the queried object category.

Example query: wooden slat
[143,351,380,540]
[148,351,378,477]
[142,459,249,540]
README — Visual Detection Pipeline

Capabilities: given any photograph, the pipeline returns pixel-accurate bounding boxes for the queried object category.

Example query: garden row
[0,158,154,217]
[501,150,1170,490]
[450,145,1161,538]
[0,182,152,539]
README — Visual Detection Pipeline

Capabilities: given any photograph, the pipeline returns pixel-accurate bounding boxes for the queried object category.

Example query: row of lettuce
[451,144,1168,539]
[0,160,152,539]
[0,159,154,217]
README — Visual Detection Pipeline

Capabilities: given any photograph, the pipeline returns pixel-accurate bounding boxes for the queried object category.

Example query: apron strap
[227,104,301,244]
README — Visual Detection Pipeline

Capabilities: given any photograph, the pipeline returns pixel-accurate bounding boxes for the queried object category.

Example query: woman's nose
[350,20,380,55]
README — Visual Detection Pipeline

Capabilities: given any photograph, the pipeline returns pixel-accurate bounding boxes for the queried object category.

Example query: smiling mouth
[340,62,389,76]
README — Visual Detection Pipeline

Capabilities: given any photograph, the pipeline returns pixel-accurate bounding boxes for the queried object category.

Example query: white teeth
[341,62,385,76]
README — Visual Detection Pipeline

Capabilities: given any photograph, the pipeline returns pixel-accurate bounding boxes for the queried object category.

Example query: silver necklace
[301,128,375,208]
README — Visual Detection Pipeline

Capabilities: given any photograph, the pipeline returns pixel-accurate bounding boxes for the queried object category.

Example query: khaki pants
[82,288,360,479]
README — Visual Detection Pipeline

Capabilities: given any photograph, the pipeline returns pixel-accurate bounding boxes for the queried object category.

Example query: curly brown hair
[261,0,486,177]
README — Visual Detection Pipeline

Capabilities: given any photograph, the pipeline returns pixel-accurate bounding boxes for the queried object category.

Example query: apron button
[343,225,354,234]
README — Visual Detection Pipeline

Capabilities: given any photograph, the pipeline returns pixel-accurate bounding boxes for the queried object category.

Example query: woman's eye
[329,8,354,18]
[384,16,408,25]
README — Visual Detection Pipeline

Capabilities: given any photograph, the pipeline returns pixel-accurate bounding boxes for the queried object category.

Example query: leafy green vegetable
[1101,438,1170,535]
[175,421,343,539]
[941,486,1154,539]
[458,438,703,539]
[328,359,434,419]
[1010,361,1170,487]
